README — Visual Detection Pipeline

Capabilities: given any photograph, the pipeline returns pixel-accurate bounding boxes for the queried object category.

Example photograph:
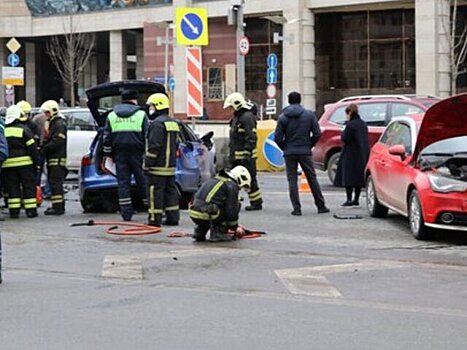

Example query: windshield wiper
[421,152,453,157]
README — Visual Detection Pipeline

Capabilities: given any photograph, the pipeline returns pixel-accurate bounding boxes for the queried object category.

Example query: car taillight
[81,155,92,167]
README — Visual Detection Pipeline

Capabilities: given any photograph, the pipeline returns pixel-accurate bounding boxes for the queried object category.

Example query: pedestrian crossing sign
[176,8,209,46]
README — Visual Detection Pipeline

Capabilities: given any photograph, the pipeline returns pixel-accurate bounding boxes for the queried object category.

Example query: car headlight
[427,174,467,193]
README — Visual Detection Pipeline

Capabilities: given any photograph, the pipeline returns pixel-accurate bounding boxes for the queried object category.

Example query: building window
[207,67,223,101]
[316,10,415,91]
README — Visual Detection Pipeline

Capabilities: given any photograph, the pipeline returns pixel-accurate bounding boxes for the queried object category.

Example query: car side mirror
[388,144,406,161]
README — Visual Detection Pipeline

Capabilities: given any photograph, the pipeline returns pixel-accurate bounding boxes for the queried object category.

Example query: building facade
[0,0,466,118]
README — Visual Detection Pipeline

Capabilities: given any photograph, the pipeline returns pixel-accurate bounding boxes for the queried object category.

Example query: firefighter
[103,90,148,221]
[189,166,251,242]
[144,93,180,227]
[224,92,263,211]
[1,105,39,218]
[40,100,67,215]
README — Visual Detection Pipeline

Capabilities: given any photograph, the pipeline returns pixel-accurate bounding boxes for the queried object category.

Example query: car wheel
[80,197,97,213]
[366,175,388,218]
[408,190,433,240]
[327,152,340,184]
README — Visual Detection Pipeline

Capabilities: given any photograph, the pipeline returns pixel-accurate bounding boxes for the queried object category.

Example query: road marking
[275,260,406,298]
[102,255,143,280]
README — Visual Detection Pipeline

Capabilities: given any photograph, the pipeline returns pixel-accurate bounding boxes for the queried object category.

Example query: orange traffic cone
[299,172,312,193]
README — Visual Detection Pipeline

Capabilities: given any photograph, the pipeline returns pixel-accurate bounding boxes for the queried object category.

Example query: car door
[378,121,413,211]
[176,123,202,192]
[64,110,98,171]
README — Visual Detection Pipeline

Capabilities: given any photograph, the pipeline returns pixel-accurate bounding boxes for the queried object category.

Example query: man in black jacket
[274,92,329,215]
[103,90,148,221]
[41,100,68,215]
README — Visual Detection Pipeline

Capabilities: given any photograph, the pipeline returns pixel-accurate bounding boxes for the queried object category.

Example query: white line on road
[275,260,407,299]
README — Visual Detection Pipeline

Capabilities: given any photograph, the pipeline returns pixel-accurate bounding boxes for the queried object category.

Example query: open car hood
[414,93,467,159]
[86,80,165,127]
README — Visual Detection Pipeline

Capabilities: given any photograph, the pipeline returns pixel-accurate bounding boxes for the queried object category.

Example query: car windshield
[421,136,467,157]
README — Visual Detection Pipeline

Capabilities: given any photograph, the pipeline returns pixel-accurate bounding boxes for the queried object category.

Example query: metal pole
[236,2,245,95]
[164,25,169,91]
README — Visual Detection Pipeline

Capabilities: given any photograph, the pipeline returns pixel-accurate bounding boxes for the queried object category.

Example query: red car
[365,94,467,240]
[313,95,439,182]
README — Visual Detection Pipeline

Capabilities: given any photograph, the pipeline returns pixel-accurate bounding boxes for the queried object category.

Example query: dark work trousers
[147,175,179,226]
[3,165,37,217]
[285,155,326,211]
[231,158,262,206]
[191,213,228,238]
[47,164,67,211]
[115,152,147,221]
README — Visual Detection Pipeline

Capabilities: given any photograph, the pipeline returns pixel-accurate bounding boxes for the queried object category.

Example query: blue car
[79,80,216,212]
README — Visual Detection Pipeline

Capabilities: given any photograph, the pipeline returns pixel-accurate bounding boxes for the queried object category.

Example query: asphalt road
[2,171,467,350]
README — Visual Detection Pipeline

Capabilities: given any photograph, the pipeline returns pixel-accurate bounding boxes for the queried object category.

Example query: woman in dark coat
[334,104,370,206]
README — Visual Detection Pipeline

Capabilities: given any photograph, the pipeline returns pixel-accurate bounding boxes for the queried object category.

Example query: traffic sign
[2,66,24,86]
[265,107,277,115]
[176,8,209,46]
[266,84,276,98]
[267,53,278,68]
[169,77,176,92]
[263,131,285,168]
[8,53,20,67]
[186,47,203,117]
[239,36,250,56]
[6,38,21,54]
[5,85,14,106]
[266,99,276,107]
[267,68,277,84]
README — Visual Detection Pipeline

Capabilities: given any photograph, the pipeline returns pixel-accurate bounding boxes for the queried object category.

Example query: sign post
[266,53,278,118]
[3,37,23,105]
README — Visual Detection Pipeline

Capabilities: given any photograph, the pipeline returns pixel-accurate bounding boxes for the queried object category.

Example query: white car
[32,107,99,171]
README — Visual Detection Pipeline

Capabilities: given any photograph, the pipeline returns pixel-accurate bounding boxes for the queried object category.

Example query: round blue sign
[169,78,176,92]
[181,13,203,41]
[8,53,20,67]
[263,131,285,168]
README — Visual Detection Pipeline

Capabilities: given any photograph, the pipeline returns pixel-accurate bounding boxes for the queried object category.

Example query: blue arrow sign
[263,131,285,168]
[169,77,176,92]
[267,68,277,84]
[267,53,278,68]
[181,13,204,41]
[8,53,20,67]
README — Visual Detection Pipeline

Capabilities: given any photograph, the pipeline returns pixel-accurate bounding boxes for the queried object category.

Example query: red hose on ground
[70,220,161,236]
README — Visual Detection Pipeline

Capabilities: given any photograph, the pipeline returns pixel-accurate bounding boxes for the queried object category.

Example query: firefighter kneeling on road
[144,93,180,227]
[2,105,40,218]
[189,166,251,242]
[40,100,67,215]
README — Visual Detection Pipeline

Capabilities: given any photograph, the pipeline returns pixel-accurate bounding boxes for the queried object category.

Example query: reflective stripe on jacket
[229,108,258,161]
[144,114,180,176]
[188,173,240,228]
[2,121,39,168]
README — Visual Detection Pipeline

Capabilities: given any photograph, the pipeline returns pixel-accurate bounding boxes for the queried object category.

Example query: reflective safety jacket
[20,118,40,148]
[144,114,180,176]
[103,103,148,156]
[2,120,39,169]
[42,115,67,165]
[188,172,240,229]
[229,108,258,162]
[0,119,8,166]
